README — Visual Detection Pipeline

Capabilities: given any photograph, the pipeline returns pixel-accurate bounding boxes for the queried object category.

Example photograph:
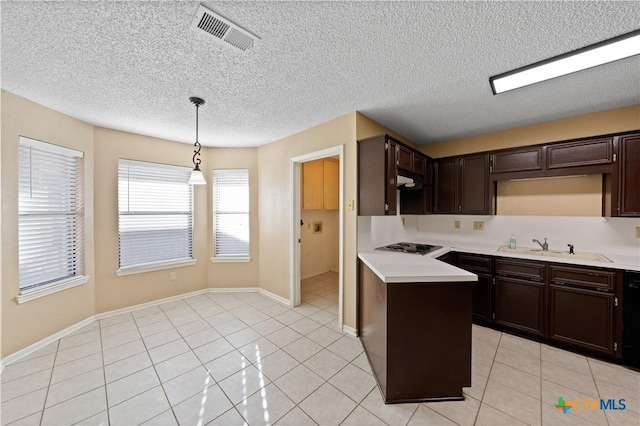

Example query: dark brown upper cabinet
[617,132,640,217]
[491,147,543,174]
[358,134,433,216]
[546,137,615,170]
[434,153,491,215]
[490,135,619,181]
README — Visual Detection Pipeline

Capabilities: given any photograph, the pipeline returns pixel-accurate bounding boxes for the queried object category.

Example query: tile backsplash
[358,215,640,261]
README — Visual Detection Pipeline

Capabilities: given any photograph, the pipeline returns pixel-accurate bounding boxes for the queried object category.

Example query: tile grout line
[471,330,503,426]
[132,308,181,425]
[586,357,611,426]
[37,339,59,426]
[539,338,543,426]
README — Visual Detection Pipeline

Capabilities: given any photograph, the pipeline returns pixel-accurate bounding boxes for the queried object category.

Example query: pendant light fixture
[188,96,207,185]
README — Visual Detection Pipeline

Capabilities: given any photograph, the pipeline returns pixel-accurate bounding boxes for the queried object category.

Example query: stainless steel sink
[497,246,612,263]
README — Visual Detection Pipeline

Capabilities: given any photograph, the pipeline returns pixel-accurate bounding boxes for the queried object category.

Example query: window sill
[17,275,90,304]
[116,259,197,276]
[210,256,251,263]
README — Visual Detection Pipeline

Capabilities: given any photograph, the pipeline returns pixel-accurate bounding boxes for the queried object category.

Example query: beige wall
[258,113,358,326]
[356,112,417,148]
[1,91,96,357]
[300,210,339,279]
[207,148,260,288]
[93,128,209,313]
[421,104,640,159]
[497,175,603,216]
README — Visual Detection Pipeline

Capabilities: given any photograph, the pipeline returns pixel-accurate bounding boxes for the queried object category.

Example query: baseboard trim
[259,288,292,307]
[94,289,209,320]
[210,287,259,293]
[1,316,96,373]
[342,324,357,337]
[2,286,292,371]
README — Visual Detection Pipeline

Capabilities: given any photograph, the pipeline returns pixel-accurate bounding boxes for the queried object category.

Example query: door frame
[290,145,345,327]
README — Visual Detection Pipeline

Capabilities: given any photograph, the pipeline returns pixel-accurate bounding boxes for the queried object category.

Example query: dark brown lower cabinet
[472,273,493,323]
[359,261,472,403]
[495,277,546,337]
[549,285,614,356]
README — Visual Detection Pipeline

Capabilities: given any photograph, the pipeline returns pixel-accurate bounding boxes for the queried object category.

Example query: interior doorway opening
[290,146,344,328]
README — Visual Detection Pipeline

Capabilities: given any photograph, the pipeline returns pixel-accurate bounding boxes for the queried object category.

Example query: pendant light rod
[189,96,205,169]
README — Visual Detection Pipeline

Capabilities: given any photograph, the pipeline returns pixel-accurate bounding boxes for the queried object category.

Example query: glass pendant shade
[188,165,206,185]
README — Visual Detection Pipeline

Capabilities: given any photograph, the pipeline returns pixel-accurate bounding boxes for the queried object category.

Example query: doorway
[290,145,344,328]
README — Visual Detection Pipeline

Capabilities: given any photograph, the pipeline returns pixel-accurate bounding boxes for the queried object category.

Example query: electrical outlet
[454,220,461,229]
[473,221,484,231]
[169,271,176,281]
[636,227,640,239]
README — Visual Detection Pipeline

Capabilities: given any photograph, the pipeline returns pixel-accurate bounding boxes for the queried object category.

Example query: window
[18,137,85,293]
[213,169,249,260]
[118,160,194,273]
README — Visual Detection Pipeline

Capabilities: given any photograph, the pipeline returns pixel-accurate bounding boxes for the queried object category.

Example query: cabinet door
[302,160,323,210]
[495,277,546,337]
[473,273,493,323]
[413,154,426,178]
[434,158,458,214]
[549,285,614,356]
[460,154,490,214]
[385,140,398,215]
[618,133,640,216]
[397,145,413,171]
[491,147,543,174]
[546,138,614,170]
[323,159,339,210]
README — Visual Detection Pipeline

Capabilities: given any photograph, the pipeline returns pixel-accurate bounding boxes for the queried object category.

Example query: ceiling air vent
[190,4,259,52]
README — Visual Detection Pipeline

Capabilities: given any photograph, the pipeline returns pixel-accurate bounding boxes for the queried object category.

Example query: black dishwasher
[623,271,640,367]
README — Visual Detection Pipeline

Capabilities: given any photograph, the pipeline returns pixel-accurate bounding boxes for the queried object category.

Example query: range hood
[397,175,422,190]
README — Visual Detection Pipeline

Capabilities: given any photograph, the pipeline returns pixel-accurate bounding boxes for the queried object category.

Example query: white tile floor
[1,271,639,425]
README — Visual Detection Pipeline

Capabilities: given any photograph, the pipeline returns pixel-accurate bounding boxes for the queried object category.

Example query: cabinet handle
[613,153,617,162]
[614,342,618,352]
[384,203,389,211]
[614,297,618,307]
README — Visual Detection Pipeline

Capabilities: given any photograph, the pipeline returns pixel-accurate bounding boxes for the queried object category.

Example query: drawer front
[549,265,616,291]
[496,258,546,281]
[491,147,543,174]
[457,254,492,273]
[546,138,614,169]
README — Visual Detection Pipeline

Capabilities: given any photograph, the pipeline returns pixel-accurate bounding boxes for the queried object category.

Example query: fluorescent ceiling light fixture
[490,29,640,94]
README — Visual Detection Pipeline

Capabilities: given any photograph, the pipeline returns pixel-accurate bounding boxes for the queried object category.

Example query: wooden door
[619,133,640,216]
[302,160,323,210]
[434,158,457,214]
[460,154,490,214]
[495,276,546,337]
[323,159,339,210]
[549,285,614,356]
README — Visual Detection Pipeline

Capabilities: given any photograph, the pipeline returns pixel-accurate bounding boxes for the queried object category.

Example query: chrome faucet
[533,238,548,251]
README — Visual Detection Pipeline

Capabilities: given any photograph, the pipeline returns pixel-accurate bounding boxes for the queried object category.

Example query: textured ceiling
[2,1,639,147]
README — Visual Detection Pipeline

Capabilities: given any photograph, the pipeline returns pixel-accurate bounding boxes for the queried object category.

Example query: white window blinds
[18,137,84,291]
[118,160,193,269]
[213,169,249,257]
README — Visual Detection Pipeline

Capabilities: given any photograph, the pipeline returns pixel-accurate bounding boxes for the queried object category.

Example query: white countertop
[358,251,477,283]
[358,239,640,284]
[421,239,640,272]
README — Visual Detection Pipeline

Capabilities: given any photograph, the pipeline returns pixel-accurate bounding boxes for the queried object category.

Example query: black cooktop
[375,242,443,255]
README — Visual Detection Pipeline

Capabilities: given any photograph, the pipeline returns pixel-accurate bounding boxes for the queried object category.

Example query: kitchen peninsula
[358,250,477,403]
